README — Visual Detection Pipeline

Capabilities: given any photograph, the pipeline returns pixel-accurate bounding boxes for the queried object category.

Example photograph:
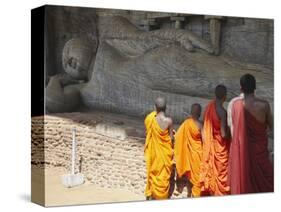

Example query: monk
[174,103,203,197]
[228,74,273,194]
[200,84,230,195]
[144,97,174,200]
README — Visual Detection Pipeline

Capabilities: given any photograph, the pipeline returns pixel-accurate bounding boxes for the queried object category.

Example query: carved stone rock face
[46,14,273,123]
[62,38,97,81]
[80,38,273,123]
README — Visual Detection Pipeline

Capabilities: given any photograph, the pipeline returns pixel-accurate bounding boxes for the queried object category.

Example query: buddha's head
[62,37,97,81]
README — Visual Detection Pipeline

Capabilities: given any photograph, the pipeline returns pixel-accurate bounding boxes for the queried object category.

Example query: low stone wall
[32,113,148,195]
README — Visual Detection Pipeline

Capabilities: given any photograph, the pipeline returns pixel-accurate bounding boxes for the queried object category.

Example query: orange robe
[144,111,173,199]
[200,100,230,195]
[174,118,203,197]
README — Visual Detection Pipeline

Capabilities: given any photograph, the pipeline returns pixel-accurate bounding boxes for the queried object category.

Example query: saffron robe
[200,100,230,195]
[144,111,173,199]
[174,118,203,197]
[228,99,273,194]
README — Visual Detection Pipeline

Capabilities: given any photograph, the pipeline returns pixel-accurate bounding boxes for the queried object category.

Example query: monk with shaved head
[144,97,174,200]
[174,103,203,197]
[228,74,273,194]
[200,84,231,196]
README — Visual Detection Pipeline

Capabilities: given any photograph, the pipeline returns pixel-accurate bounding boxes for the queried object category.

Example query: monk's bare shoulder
[194,119,203,131]
[254,97,271,114]
[166,117,173,127]
[198,120,203,130]
[255,98,273,129]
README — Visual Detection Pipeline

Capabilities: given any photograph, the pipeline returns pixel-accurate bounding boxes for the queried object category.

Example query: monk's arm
[201,130,205,143]
[265,101,273,132]
[219,109,230,139]
[199,121,204,142]
[168,118,175,144]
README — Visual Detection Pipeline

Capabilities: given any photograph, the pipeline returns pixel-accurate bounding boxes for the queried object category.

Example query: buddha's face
[63,38,97,81]
[65,56,88,80]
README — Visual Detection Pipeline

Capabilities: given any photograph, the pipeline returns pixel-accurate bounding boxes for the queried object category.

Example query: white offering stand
[61,128,84,188]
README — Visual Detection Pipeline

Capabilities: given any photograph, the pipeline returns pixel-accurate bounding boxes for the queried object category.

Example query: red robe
[200,100,230,195]
[228,99,273,194]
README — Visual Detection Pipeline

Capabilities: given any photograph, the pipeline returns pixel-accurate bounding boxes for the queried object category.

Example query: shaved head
[215,84,227,100]
[240,73,256,94]
[191,103,201,118]
[155,97,166,112]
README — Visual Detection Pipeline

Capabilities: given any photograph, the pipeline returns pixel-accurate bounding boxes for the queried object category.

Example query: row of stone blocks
[32,114,190,198]
[32,115,149,195]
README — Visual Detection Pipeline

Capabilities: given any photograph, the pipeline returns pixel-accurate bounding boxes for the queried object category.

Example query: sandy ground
[32,167,145,207]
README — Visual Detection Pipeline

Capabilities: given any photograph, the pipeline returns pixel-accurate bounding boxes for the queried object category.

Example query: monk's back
[144,110,173,199]
[244,98,268,124]
[228,74,273,194]
[155,114,171,131]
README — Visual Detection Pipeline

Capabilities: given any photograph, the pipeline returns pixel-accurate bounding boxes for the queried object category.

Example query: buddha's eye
[68,57,73,66]
[73,60,77,69]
